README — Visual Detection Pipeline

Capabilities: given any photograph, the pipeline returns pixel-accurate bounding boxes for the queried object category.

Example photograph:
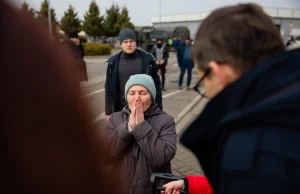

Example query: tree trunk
[111,37,115,48]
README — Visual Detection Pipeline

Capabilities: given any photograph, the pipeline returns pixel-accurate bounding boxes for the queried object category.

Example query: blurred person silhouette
[62,31,88,82]
[2,1,122,193]
[162,3,300,194]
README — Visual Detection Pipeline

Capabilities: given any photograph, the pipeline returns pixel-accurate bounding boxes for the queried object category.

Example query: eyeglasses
[193,68,211,98]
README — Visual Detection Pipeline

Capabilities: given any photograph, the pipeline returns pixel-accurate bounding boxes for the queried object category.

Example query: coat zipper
[147,63,152,74]
[109,62,114,112]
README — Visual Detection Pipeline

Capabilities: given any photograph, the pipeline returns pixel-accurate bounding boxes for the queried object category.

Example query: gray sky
[8,0,300,25]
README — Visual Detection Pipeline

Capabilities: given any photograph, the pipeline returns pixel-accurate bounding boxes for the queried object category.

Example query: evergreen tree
[37,0,57,26]
[61,5,81,35]
[36,0,58,36]
[82,0,104,40]
[103,3,121,37]
[20,1,35,18]
[117,6,134,30]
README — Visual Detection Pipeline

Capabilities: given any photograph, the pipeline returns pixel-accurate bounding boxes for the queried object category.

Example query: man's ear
[208,61,237,88]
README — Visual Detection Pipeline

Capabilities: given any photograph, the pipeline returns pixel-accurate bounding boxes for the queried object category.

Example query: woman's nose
[134,94,141,100]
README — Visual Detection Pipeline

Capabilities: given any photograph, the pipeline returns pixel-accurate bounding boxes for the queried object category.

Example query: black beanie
[68,31,79,38]
[119,28,136,44]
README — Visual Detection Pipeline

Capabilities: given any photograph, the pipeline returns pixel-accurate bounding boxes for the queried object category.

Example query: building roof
[151,7,300,23]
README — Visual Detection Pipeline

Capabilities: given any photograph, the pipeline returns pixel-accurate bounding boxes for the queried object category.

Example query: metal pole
[159,0,162,23]
[48,0,52,37]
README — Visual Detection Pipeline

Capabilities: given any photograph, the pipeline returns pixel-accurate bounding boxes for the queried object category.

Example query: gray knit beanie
[119,28,136,44]
[125,74,156,102]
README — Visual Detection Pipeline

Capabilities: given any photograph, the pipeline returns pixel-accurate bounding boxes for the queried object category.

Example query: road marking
[93,88,186,123]
[83,61,179,87]
[85,59,107,63]
[162,89,186,98]
[94,59,107,63]
[84,89,105,97]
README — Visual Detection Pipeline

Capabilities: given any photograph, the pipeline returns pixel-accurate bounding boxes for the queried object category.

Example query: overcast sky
[7,0,300,25]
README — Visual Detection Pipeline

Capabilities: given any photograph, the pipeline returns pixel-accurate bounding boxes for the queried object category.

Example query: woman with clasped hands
[103,74,177,194]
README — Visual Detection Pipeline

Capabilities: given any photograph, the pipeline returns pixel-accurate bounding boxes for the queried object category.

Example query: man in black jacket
[150,39,169,91]
[105,28,162,119]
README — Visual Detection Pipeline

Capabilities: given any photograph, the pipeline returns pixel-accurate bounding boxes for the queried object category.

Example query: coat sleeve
[176,44,182,59]
[131,116,177,167]
[103,117,134,164]
[105,61,113,115]
[150,47,156,59]
[150,58,163,110]
[78,43,85,58]
[176,44,183,67]
[185,176,213,194]
[163,46,169,61]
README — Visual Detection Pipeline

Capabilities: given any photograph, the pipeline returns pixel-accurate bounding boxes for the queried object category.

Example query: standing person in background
[105,28,162,120]
[62,31,88,82]
[177,37,194,90]
[150,39,169,91]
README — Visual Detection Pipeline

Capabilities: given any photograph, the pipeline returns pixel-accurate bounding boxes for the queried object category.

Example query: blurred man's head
[67,31,80,45]
[157,39,163,48]
[67,31,79,39]
[192,3,285,98]
[119,28,137,54]
[185,37,191,46]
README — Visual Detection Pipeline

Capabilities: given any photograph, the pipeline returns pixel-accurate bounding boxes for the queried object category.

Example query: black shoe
[162,88,167,92]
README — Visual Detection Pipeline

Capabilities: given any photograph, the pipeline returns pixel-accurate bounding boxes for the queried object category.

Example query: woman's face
[127,85,152,112]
